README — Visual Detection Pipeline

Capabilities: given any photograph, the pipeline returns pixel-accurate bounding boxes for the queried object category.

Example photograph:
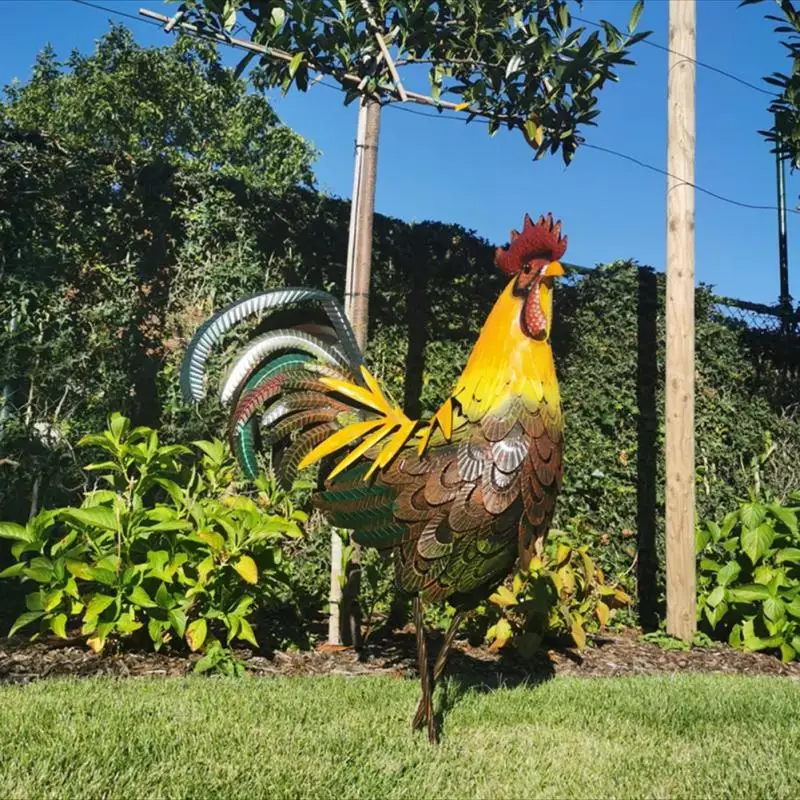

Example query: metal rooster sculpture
[181,212,566,743]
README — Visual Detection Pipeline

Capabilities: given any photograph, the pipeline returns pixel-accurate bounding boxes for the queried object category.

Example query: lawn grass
[0,673,798,799]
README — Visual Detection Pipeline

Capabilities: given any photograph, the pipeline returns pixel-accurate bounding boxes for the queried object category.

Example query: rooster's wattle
[181,212,566,742]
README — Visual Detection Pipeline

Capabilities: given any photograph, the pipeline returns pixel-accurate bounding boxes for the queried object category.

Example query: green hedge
[2,27,798,629]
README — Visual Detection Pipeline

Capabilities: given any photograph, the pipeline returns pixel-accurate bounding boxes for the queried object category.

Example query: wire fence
[563,262,798,337]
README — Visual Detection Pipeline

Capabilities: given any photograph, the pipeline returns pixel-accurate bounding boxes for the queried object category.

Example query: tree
[175,0,648,162]
[740,1,800,159]
[0,25,316,521]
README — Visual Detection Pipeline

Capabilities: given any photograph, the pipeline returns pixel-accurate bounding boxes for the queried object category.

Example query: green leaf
[108,412,130,443]
[0,522,30,542]
[768,504,798,534]
[25,557,54,583]
[0,562,28,579]
[128,585,157,608]
[169,608,188,639]
[288,52,303,79]
[270,6,285,28]
[237,617,258,647]
[785,596,800,618]
[716,561,741,587]
[49,613,68,639]
[84,594,115,621]
[233,555,258,585]
[155,582,174,610]
[186,618,207,652]
[739,502,767,530]
[706,585,726,607]
[763,596,785,622]
[628,0,644,32]
[779,643,796,663]
[65,559,93,580]
[729,583,771,603]
[740,523,774,565]
[775,548,800,565]
[8,610,43,638]
[62,506,117,531]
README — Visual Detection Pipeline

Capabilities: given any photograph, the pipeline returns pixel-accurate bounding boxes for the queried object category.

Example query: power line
[71,0,794,216]
[381,99,800,216]
[572,14,778,99]
[71,0,163,28]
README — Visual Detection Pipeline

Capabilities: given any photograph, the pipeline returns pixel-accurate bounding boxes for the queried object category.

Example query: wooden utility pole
[328,95,382,646]
[665,0,697,642]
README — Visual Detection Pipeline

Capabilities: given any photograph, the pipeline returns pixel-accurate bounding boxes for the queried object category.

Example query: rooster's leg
[411,610,466,732]
[412,596,437,744]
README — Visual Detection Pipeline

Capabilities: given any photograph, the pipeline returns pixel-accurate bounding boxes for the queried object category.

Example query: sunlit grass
[0,674,798,799]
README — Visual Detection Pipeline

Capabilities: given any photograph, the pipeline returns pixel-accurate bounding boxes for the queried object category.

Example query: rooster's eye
[522,264,532,274]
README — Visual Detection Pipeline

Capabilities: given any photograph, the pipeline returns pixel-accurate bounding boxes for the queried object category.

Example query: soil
[2,627,799,686]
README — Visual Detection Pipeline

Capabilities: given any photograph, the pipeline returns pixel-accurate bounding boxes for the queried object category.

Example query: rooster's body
[182,212,566,742]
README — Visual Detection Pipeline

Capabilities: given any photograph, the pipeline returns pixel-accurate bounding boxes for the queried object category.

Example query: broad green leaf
[288,52,303,79]
[62,506,117,531]
[194,530,225,552]
[739,502,767,530]
[108,412,129,442]
[779,643,796,663]
[776,548,800,565]
[763,596,785,622]
[169,608,188,638]
[233,555,258,585]
[0,522,30,542]
[65,559,93,580]
[237,617,258,647]
[740,523,774,565]
[42,589,63,612]
[8,610,43,638]
[84,594,115,621]
[768,504,797,534]
[49,613,68,638]
[729,584,771,602]
[706,585,726,608]
[155,582,174,609]
[186,618,207,652]
[24,557,54,583]
[570,617,587,651]
[116,612,143,635]
[785,596,800,618]
[128,585,157,608]
[0,561,27,579]
[716,561,741,587]
[148,617,166,646]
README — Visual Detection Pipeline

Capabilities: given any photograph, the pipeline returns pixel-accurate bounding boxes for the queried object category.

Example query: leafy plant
[180,0,649,163]
[0,413,305,666]
[696,492,800,662]
[483,531,632,658]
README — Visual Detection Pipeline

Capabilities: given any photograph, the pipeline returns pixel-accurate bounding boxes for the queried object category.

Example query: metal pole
[665,0,697,643]
[775,113,791,334]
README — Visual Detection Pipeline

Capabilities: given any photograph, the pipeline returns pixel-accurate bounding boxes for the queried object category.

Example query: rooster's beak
[544,261,564,277]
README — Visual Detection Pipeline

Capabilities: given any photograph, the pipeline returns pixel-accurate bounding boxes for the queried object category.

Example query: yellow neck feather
[452,279,560,421]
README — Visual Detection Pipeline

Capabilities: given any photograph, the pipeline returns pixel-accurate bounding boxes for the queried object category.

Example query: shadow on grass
[360,626,558,740]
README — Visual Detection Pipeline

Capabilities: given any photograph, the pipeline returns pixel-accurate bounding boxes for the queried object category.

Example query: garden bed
[2,627,798,685]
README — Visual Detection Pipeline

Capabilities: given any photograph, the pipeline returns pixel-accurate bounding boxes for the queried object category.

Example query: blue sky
[1,0,797,305]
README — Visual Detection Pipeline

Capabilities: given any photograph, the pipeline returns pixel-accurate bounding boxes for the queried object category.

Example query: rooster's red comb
[494,213,567,276]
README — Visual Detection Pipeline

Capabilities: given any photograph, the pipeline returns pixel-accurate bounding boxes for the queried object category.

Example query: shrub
[0,413,306,661]
[482,530,632,658]
[696,492,800,662]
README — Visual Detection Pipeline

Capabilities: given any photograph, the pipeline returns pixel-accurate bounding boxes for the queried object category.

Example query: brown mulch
[2,628,799,686]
